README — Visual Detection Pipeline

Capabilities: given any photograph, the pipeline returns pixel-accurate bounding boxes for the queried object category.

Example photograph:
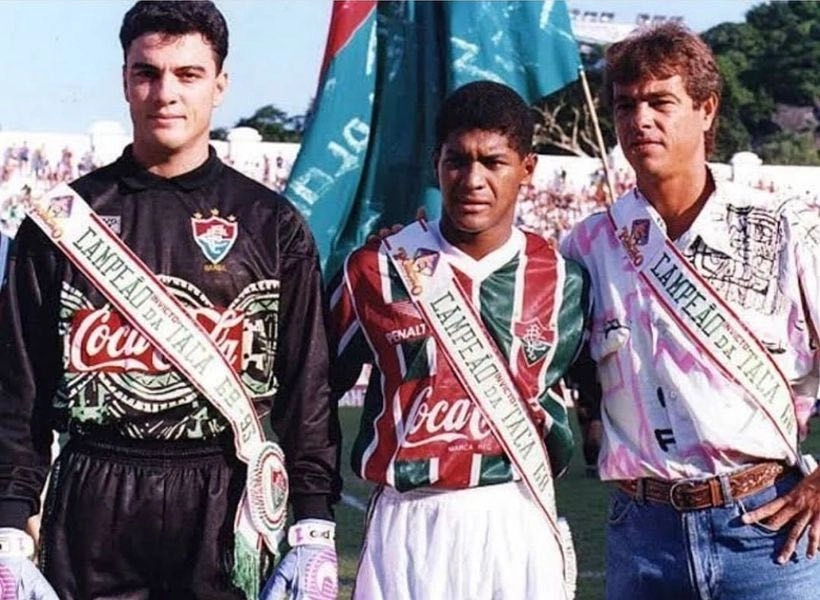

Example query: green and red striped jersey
[330,221,590,491]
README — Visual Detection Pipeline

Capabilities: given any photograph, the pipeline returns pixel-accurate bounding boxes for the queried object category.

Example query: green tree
[745,1,820,106]
[703,2,820,165]
[702,22,774,132]
[711,55,753,162]
[209,127,229,141]
[234,104,304,142]
[757,132,820,166]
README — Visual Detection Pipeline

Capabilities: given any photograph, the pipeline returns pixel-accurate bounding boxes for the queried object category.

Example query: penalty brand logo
[99,215,121,235]
[191,209,237,265]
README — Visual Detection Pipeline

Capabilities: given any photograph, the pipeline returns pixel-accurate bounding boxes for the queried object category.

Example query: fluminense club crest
[514,317,554,366]
[191,209,237,264]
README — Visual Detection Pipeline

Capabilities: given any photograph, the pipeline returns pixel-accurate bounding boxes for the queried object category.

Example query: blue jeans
[606,472,820,599]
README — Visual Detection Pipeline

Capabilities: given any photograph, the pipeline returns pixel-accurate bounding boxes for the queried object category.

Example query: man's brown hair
[604,23,722,155]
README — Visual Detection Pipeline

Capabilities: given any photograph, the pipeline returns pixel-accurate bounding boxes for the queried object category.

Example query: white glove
[0,528,58,600]
[259,519,338,600]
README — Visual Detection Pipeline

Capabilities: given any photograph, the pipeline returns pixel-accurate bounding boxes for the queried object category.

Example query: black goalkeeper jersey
[0,146,340,527]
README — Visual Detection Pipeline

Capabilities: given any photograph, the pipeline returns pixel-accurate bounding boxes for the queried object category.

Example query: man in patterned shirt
[330,81,591,599]
[562,23,820,599]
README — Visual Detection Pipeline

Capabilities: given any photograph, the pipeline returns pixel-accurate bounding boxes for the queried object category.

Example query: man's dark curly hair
[435,81,534,157]
[120,1,229,71]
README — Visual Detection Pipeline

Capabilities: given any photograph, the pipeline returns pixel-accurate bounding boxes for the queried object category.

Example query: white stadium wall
[1,121,817,198]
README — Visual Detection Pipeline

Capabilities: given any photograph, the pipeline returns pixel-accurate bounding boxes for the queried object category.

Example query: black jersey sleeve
[0,222,62,528]
[269,203,342,521]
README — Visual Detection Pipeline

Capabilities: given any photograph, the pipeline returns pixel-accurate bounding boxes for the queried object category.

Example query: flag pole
[578,66,617,204]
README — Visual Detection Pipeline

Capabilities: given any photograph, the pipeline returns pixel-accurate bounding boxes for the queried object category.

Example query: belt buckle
[668,479,698,511]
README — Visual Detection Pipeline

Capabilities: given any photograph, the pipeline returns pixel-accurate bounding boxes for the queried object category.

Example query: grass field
[333,407,820,599]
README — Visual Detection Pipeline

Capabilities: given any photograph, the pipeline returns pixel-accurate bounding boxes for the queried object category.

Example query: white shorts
[353,481,569,600]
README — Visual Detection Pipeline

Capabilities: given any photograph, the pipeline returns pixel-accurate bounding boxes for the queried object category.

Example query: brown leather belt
[616,462,792,511]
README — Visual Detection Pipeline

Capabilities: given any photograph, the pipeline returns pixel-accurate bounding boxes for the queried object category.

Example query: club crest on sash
[21,185,78,240]
[630,219,650,246]
[247,441,289,553]
[47,194,74,219]
[514,317,554,365]
[191,210,237,264]
[393,247,439,296]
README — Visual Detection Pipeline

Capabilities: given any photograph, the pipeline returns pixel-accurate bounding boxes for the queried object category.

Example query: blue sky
[0,0,760,134]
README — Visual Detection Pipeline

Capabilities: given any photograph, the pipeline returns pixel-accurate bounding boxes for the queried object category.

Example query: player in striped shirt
[330,81,591,599]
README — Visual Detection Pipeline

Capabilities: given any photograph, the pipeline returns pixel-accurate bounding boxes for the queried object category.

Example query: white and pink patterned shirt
[562,177,820,480]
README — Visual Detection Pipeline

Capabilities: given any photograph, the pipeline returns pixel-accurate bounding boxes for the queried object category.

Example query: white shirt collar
[633,170,736,256]
[429,219,524,281]
[676,175,740,256]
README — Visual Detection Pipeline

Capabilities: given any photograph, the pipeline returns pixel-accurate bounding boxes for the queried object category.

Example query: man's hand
[742,468,820,563]
[365,207,428,243]
[260,520,337,600]
[0,528,58,600]
[365,224,404,244]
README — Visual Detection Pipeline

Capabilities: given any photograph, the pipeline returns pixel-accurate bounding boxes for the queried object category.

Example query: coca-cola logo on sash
[68,306,244,373]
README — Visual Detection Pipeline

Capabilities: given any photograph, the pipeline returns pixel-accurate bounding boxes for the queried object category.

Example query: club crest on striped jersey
[191,209,237,264]
[514,317,554,365]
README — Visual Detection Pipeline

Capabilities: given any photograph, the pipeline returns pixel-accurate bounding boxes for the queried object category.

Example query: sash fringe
[232,533,262,600]
[558,517,577,599]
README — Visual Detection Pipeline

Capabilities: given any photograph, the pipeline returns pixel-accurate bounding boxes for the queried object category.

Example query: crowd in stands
[1,142,98,187]
[2,142,293,192]
[1,141,816,247]
[0,143,294,239]
[515,167,636,243]
[221,153,292,193]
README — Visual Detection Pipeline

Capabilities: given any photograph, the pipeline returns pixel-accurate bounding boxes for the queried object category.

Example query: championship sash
[608,191,802,467]
[13,183,286,598]
[383,220,576,598]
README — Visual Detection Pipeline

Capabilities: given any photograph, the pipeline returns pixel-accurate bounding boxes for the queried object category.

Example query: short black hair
[435,81,534,157]
[120,1,229,71]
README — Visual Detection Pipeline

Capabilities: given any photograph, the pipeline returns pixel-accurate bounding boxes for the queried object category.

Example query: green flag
[286,0,581,276]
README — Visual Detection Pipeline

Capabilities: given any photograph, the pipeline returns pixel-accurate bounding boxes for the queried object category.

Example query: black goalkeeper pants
[40,435,247,600]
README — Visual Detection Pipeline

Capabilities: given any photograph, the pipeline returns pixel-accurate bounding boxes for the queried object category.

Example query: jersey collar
[117,145,224,192]
[429,219,524,281]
